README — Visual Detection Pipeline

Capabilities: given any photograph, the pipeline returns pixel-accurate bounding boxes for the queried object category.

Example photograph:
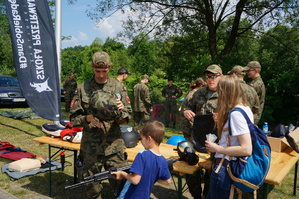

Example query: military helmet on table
[89,90,121,121]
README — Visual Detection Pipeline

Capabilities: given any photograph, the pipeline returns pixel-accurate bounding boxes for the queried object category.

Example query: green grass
[0,105,297,198]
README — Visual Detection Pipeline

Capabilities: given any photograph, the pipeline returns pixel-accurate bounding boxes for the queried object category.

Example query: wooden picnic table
[34,135,299,198]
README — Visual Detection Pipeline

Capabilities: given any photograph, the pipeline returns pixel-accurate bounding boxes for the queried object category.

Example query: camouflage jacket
[179,89,198,138]
[70,76,132,156]
[133,82,151,113]
[63,78,77,94]
[180,89,197,118]
[161,84,182,104]
[240,80,261,124]
[248,76,265,114]
[184,86,218,116]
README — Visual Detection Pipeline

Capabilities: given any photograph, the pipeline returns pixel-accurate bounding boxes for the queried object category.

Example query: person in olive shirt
[180,77,206,141]
[116,68,131,84]
[228,65,261,124]
[161,78,182,128]
[183,64,223,199]
[63,72,77,112]
[70,51,132,198]
[133,74,152,127]
[244,61,266,120]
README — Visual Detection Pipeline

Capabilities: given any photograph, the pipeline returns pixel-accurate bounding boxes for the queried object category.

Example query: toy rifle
[65,158,177,190]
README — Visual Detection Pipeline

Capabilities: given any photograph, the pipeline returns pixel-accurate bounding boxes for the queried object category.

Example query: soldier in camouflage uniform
[180,77,206,141]
[63,72,77,112]
[228,65,261,124]
[244,61,266,121]
[70,51,132,199]
[161,78,182,128]
[183,64,223,199]
[133,74,152,127]
[116,68,130,84]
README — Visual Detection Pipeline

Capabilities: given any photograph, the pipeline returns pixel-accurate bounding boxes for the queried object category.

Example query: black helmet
[89,90,121,121]
[177,140,199,165]
[122,130,140,148]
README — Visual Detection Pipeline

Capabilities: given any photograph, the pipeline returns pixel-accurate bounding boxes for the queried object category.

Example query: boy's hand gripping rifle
[65,158,177,190]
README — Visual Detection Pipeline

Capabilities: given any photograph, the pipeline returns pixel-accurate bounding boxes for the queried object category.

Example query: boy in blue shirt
[112,120,171,199]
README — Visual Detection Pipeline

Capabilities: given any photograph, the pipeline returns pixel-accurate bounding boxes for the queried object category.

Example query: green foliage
[58,23,299,129]
[2,0,299,130]
[127,33,158,75]
[258,25,299,125]
[0,12,14,73]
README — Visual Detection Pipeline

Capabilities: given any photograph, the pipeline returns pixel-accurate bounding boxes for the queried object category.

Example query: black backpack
[192,114,217,153]
[270,123,299,153]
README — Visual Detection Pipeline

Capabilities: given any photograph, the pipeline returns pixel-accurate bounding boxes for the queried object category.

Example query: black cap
[117,68,131,75]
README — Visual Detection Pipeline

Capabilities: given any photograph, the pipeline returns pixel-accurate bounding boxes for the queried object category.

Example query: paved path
[0,188,17,199]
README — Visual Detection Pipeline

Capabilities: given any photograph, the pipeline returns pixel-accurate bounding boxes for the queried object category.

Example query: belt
[214,158,229,165]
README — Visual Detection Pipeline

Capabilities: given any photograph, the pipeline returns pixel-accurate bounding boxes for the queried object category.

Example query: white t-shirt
[215,105,253,160]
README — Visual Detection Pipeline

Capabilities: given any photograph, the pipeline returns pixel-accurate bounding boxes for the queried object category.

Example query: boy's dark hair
[140,120,165,145]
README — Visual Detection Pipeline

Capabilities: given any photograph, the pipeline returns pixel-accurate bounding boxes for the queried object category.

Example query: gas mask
[177,140,199,165]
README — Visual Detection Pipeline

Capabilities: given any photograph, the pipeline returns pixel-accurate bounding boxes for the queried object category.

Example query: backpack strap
[229,184,244,199]
[228,107,252,136]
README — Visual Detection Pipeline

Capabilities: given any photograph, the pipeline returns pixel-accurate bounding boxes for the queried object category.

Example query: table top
[33,136,211,175]
[33,136,80,150]
[33,136,299,184]
[264,147,299,185]
[125,142,212,174]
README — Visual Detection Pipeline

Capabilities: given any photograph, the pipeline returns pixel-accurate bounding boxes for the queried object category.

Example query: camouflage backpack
[90,90,120,121]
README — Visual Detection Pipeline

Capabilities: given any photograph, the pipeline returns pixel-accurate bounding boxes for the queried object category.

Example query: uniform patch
[126,96,131,104]
[116,93,121,99]
[123,87,127,91]
[70,100,75,107]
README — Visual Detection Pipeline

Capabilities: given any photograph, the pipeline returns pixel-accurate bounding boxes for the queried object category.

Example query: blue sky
[60,1,125,48]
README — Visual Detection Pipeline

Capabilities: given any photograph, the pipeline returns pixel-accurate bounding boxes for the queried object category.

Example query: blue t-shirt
[118,150,171,199]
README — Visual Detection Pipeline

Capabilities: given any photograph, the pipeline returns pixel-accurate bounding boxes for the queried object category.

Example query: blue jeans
[206,162,232,199]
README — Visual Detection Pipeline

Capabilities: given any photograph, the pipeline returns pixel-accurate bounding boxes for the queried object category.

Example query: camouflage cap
[142,74,150,81]
[91,51,111,68]
[243,61,261,71]
[203,64,222,74]
[227,65,246,76]
[89,90,120,121]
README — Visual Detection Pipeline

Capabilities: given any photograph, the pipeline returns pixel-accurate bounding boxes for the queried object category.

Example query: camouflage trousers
[133,111,150,127]
[164,102,177,127]
[186,168,210,199]
[65,93,75,112]
[180,116,193,141]
[80,151,128,199]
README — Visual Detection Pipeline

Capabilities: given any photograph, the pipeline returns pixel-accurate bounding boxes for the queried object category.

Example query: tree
[84,0,299,62]
[258,25,299,124]
[0,1,14,74]
[61,45,86,82]
[127,33,158,75]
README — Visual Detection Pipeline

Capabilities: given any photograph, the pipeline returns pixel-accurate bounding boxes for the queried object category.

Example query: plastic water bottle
[263,122,269,134]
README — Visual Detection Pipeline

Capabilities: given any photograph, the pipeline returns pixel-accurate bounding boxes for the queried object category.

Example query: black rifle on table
[65,158,177,190]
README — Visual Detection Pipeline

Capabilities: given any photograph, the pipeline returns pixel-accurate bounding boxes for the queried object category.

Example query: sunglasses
[206,75,220,80]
